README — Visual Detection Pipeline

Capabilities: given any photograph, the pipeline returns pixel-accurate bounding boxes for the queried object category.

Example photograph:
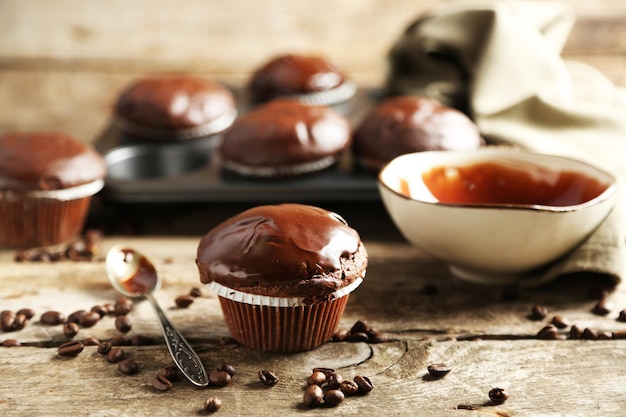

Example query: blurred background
[0,0,625,142]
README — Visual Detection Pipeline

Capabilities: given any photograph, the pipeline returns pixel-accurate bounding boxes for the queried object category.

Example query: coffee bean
[550,315,569,329]
[258,370,278,386]
[331,329,349,342]
[2,339,20,347]
[152,374,173,391]
[597,330,613,340]
[115,315,132,333]
[90,305,107,318]
[368,329,391,344]
[58,340,84,357]
[323,389,345,406]
[354,375,373,393]
[307,371,327,386]
[40,310,65,326]
[97,340,112,355]
[83,337,100,346]
[537,324,560,340]
[67,310,87,324]
[79,311,100,328]
[592,299,613,316]
[114,297,133,316]
[488,387,509,403]
[302,385,323,408]
[312,367,336,379]
[349,320,370,335]
[118,359,139,375]
[209,370,231,387]
[12,313,28,331]
[345,332,369,343]
[175,295,194,308]
[107,347,125,363]
[582,327,598,340]
[216,362,236,377]
[102,303,116,315]
[1,310,16,332]
[63,322,79,338]
[189,287,203,298]
[569,324,584,339]
[529,305,548,320]
[16,308,35,320]
[339,380,360,396]
[159,365,180,382]
[325,373,343,390]
[618,309,626,323]
[427,363,452,378]
[612,330,626,339]
[203,397,222,413]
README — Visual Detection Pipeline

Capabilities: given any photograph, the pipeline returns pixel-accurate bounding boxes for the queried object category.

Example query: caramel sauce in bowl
[378,149,618,284]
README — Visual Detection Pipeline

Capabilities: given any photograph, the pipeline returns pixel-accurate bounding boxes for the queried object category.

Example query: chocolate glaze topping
[196,204,366,296]
[114,76,235,129]
[249,54,346,103]
[219,99,351,166]
[0,132,106,190]
[353,96,484,170]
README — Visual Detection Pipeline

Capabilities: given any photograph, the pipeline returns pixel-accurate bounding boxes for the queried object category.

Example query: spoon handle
[146,294,209,387]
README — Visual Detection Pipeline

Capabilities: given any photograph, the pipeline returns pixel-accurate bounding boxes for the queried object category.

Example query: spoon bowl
[105,245,208,387]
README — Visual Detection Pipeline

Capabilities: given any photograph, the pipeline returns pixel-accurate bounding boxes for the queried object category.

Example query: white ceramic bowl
[378,148,619,285]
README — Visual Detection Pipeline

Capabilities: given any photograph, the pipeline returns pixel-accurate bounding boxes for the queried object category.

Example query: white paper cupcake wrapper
[1,179,105,202]
[221,155,336,178]
[114,109,237,140]
[205,274,364,307]
[293,81,357,106]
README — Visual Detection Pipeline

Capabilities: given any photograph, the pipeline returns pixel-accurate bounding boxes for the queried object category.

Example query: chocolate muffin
[248,54,356,106]
[113,75,237,141]
[352,96,484,171]
[219,98,352,177]
[0,132,106,247]
[196,204,368,353]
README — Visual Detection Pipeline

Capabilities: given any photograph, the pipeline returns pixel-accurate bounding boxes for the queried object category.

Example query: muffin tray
[95,87,383,203]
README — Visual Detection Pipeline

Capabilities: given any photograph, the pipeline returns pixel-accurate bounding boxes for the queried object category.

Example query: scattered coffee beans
[83,337,100,346]
[339,380,359,396]
[78,311,101,328]
[529,305,548,321]
[307,371,327,386]
[203,397,222,413]
[209,370,231,387]
[118,359,139,375]
[592,299,612,316]
[63,322,80,338]
[258,370,278,386]
[58,340,84,357]
[618,309,626,322]
[1,310,16,332]
[16,308,35,320]
[115,315,132,333]
[189,287,203,298]
[569,324,584,339]
[488,387,509,403]
[40,310,65,325]
[427,363,452,378]
[323,389,345,406]
[354,375,373,393]
[107,347,125,363]
[67,310,88,324]
[90,305,107,318]
[303,385,323,408]
[159,365,181,382]
[12,313,28,331]
[175,295,194,308]
[536,324,560,340]
[97,340,113,355]
[152,374,174,391]
[333,319,392,345]
[216,362,236,377]
[550,315,569,329]
[114,297,133,316]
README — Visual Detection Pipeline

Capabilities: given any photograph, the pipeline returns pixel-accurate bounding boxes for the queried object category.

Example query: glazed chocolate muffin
[196,204,368,353]
[219,98,352,177]
[248,54,356,106]
[353,96,484,171]
[0,132,106,247]
[113,75,237,141]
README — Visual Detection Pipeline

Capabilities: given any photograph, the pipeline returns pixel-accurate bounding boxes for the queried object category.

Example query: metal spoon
[105,245,209,387]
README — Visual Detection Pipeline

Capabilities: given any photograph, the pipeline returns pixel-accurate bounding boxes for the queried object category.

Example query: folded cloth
[385,0,625,287]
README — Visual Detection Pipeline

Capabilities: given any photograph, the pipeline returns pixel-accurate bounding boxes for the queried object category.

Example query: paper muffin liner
[0,179,104,248]
[114,108,237,141]
[206,276,363,353]
[221,155,337,178]
[292,80,357,107]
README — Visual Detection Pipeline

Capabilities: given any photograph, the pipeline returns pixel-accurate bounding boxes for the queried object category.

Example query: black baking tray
[94,87,384,203]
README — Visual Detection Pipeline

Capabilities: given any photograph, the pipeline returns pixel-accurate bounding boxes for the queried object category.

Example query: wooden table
[2,1,626,416]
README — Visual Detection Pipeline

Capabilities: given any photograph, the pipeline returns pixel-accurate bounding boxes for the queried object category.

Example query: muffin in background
[219,98,352,178]
[352,96,484,171]
[113,75,237,142]
[0,132,106,248]
[248,54,356,107]
[196,204,368,353]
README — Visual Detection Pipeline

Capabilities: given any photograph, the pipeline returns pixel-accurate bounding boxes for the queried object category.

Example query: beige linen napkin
[385,0,626,287]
